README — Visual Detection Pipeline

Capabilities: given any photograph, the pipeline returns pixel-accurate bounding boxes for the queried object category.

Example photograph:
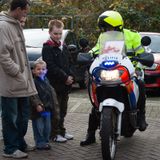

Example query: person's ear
[49,30,52,36]
[16,7,22,14]
[32,69,36,74]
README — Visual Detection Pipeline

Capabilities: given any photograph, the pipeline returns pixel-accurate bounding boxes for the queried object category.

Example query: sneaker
[25,144,36,152]
[64,133,74,140]
[3,149,28,158]
[53,135,67,143]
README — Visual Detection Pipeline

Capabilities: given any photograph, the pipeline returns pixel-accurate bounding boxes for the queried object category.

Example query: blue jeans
[32,112,51,148]
[1,97,29,154]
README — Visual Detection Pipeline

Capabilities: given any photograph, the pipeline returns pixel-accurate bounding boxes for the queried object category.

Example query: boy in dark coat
[30,59,59,149]
[42,19,74,142]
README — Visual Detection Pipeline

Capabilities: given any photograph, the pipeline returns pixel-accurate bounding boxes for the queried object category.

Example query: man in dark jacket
[42,19,74,142]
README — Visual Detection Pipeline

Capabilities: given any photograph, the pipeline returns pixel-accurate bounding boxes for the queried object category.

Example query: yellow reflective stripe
[134,45,144,52]
[127,49,134,52]
[127,45,144,55]
[89,48,99,55]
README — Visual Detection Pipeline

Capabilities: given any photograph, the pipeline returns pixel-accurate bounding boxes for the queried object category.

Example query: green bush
[1,0,160,45]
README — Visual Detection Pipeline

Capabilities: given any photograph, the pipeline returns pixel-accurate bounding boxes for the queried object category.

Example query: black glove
[132,53,154,67]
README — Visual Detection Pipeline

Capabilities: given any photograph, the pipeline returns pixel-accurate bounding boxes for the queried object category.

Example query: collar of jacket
[43,38,61,47]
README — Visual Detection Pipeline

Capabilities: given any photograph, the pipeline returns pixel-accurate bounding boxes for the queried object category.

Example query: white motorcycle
[84,31,148,160]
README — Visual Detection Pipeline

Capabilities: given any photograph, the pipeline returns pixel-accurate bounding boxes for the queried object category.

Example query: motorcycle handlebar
[77,51,156,67]
[77,52,93,65]
[131,53,154,67]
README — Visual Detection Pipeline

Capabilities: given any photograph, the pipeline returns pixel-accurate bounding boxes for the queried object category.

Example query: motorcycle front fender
[99,98,124,113]
[99,98,125,139]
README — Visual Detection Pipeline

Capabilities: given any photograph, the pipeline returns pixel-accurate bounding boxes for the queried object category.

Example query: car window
[141,34,160,53]
[24,29,49,48]
[149,35,160,52]
[24,29,69,48]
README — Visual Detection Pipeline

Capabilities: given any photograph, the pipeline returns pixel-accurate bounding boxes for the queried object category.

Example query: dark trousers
[1,97,29,154]
[52,92,69,137]
[137,79,146,114]
[87,107,100,133]
[50,88,60,138]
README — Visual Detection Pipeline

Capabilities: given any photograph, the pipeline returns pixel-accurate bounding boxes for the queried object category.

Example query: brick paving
[0,89,160,160]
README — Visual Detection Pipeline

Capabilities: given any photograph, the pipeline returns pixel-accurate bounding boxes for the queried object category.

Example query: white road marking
[70,101,82,112]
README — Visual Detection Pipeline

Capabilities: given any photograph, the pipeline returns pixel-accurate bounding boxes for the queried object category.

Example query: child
[30,59,59,150]
[42,19,74,142]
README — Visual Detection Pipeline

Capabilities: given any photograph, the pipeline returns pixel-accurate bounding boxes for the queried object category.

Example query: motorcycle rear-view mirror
[67,44,77,52]
[141,36,151,46]
[77,52,93,65]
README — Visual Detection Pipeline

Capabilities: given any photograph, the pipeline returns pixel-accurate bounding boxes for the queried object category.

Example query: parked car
[23,28,88,89]
[140,32,160,92]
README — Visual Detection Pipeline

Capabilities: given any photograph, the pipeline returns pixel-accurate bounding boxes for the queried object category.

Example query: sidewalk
[0,113,160,160]
[0,91,160,160]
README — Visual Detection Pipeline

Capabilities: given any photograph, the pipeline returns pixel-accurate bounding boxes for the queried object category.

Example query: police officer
[80,10,148,146]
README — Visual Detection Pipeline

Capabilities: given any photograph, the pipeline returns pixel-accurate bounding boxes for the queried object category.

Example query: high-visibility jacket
[90,28,144,67]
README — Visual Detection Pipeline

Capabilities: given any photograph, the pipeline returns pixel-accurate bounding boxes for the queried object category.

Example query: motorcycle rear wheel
[100,107,117,160]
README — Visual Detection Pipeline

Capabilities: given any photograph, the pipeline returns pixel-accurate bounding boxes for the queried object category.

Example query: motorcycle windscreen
[98,31,126,55]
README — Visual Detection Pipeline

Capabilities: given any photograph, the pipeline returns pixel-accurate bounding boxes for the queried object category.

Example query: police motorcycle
[78,31,152,160]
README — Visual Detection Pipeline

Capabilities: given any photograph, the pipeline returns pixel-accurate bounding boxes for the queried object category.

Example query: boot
[80,112,99,146]
[138,113,148,131]
[80,131,96,146]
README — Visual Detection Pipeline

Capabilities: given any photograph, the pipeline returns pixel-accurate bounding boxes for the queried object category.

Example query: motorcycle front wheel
[100,107,117,160]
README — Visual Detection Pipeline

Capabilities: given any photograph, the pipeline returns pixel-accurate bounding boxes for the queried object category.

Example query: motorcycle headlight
[100,70,120,81]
